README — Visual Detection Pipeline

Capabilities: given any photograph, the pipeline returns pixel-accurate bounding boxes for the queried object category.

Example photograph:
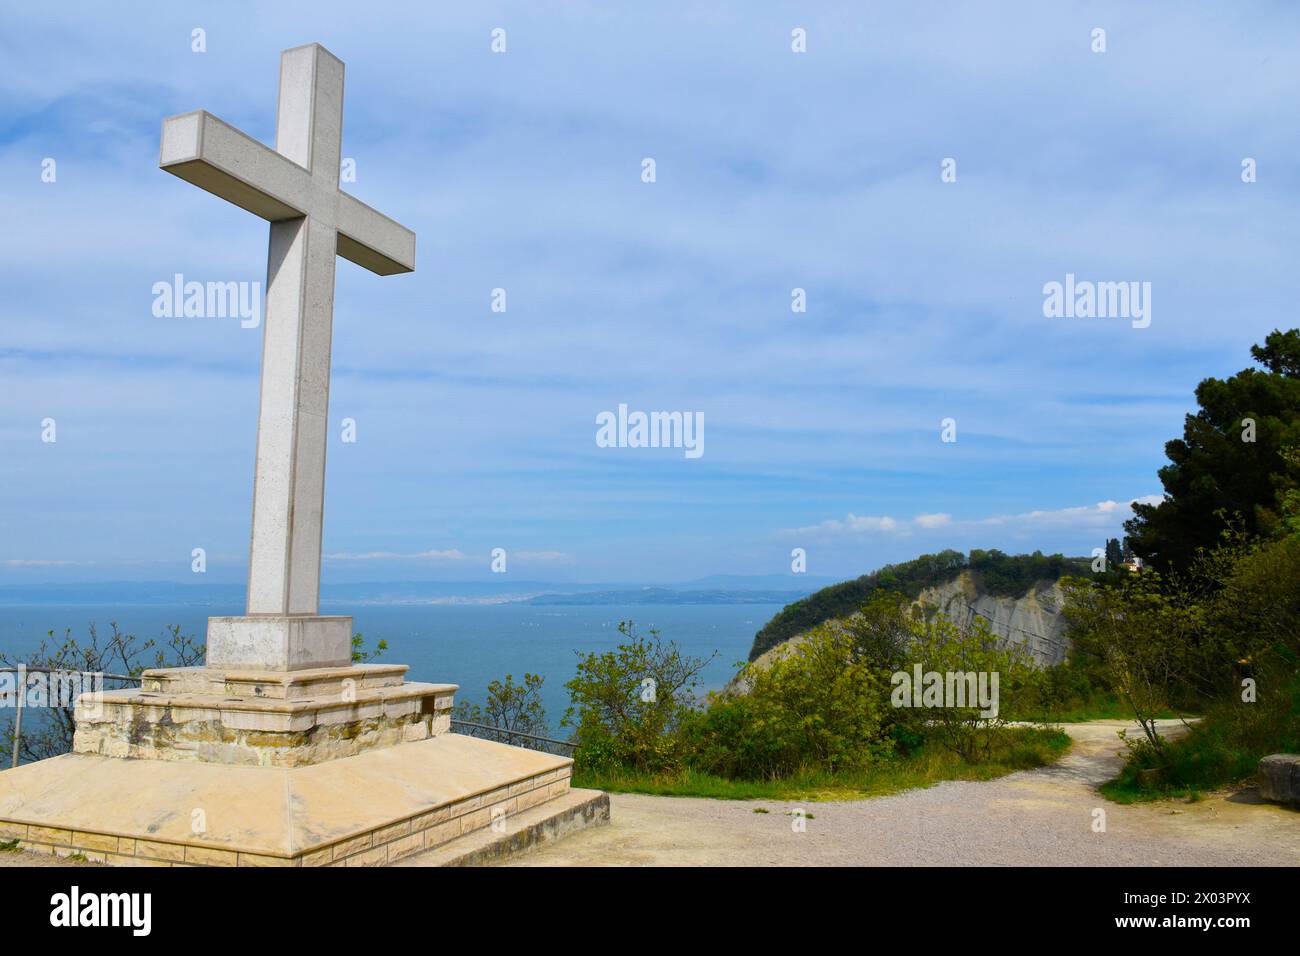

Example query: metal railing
[450,719,575,756]
[1,667,141,769]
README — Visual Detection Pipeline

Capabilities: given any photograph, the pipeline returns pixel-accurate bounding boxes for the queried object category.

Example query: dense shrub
[896,614,1038,761]
[685,624,893,779]
[562,621,714,774]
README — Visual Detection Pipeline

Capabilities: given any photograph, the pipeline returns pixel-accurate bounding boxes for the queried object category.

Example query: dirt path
[511,720,1300,866]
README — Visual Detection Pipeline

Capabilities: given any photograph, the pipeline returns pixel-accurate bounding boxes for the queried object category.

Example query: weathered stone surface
[205,616,355,672]
[73,666,456,767]
[1258,754,1300,805]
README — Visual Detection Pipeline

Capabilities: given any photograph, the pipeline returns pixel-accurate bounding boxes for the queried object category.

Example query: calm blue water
[0,603,776,735]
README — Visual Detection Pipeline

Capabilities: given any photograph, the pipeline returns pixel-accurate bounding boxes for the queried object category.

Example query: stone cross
[159,43,415,670]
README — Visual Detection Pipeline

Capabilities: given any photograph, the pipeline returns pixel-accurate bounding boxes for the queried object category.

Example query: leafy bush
[999,655,1121,722]
[686,623,894,779]
[896,613,1037,761]
[1062,570,1207,757]
[562,621,714,774]
[1104,670,1300,800]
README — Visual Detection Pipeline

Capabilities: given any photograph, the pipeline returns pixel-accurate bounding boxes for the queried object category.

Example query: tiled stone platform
[0,733,595,866]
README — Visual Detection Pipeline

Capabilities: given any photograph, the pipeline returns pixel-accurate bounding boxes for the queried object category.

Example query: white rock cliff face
[915,572,1070,666]
[736,571,1073,692]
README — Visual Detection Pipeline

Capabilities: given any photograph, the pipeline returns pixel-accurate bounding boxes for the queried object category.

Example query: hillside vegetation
[749,549,1091,661]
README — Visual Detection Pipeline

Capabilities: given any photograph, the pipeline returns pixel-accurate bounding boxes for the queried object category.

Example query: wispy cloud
[783,498,1162,542]
[975,497,1164,531]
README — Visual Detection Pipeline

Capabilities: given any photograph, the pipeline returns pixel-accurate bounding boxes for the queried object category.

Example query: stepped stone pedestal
[72,662,456,767]
[0,648,608,866]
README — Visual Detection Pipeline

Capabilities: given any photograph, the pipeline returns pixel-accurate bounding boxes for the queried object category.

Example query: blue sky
[1,2,1298,586]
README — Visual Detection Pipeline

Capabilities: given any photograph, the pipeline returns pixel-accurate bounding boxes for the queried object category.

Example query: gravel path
[512,720,1300,866]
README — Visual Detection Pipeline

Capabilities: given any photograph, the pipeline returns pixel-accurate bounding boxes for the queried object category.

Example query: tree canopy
[1124,328,1300,572]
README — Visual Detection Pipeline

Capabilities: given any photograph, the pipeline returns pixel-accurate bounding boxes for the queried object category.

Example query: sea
[0,601,783,736]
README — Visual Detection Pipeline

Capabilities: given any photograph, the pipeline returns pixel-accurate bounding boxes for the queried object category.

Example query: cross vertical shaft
[159,42,415,669]
[247,46,343,615]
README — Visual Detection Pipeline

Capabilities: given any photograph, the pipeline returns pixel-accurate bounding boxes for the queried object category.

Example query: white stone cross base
[206,615,353,671]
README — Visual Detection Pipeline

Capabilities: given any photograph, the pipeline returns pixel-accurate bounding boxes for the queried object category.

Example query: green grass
[572,727,1071,801]
[0,839,19,853]
[1006,694,1185,724]
[1100,696,1299,804]
[1099,780,1208,804]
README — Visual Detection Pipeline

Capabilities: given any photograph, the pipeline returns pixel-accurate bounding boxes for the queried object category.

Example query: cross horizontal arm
[160,109,415,276]
[336,193,416,275]
[160,110,312,221]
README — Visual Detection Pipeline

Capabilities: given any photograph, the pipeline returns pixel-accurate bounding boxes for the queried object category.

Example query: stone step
[142,663,410,700]
[82,680,456,729]
[393,788,609,867]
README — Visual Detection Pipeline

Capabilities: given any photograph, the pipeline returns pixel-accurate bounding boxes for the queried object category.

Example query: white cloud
[513,551,572,562]
[914,513,952,529]
[976,497,1163,530]
[783,497,1161,541]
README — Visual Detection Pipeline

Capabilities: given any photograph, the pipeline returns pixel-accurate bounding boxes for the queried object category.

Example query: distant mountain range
[522,588,813,606]
[0,575,837,608]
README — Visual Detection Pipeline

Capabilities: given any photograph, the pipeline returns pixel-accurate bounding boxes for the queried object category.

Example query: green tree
[1062,570,1214,758]
[454,672,549,739]
[899,614,1036,761]
[1125,328,1300,572]
[563,621,714,774]
[840,590,914,669]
